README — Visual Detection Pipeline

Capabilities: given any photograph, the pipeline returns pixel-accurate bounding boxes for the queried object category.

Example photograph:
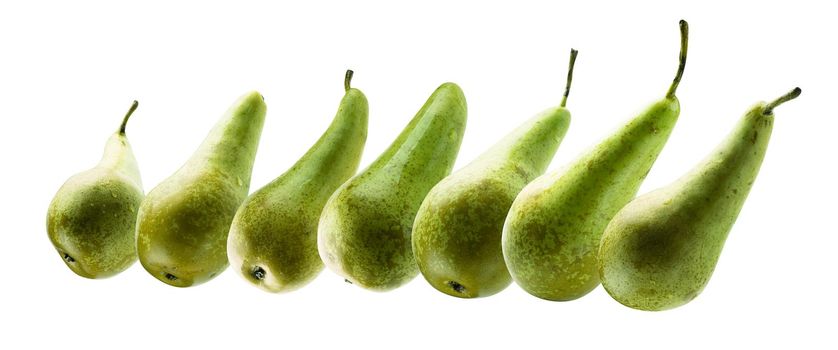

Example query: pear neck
[670,106,773,231]
[473,107,569,180]
[188,93,266,187]
[98,133,141,183]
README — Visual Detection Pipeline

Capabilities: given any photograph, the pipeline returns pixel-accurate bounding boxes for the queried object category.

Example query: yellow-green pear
[318,82,467,291]
[228,71,368,292]
[136,92,266,287]
[412,49,578,298]
[599,88,801,311]
[503,20,689,301]
[47,101,143,279]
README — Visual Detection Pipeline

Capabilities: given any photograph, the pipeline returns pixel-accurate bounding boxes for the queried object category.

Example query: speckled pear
[503,20,689,301]
[47,101,144,279]
[412,49,577,298]
[318,82,467,291]
[228,71,368,293]
[598,88,801,311]
[136,91,266,287]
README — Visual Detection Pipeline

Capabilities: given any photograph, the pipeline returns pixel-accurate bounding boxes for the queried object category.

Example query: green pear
[136,91,266,287]
[228,71,368,293]
[318,82,467,291]
[47,101,144,279]
[412,50,578,298]
[598,88,801,311]
[502,20,689,301]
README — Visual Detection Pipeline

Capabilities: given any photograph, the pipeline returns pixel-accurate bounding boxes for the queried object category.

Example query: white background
[2,0,835,348]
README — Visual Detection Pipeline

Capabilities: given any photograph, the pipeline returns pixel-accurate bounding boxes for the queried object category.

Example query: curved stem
[345,69,354,92]
[763,87,802,115]
[666,20,689,98]
[561,48,579,108]
[119,100,139,134]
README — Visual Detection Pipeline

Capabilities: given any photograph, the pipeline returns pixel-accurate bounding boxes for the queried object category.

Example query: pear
[598,88,801,311]
[412,50,578,298]
[228,71,368,293]
[502,20,689,301]
[136,91,266,287]
[47,101,144,279]
[318,82,467,291]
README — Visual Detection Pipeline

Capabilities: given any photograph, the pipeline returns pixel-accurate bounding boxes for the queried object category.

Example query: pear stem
[560,48,579,108]
[119,100,139,134]
[763,87,802,115]
[666,20,689,98]
[345,69,354,92]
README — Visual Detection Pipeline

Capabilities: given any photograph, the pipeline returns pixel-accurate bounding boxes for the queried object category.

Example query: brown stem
[345,69,354,92]
[561,49,579,108]
[119,100,139,134]
[764,87,802,115]
[666,20,689,98]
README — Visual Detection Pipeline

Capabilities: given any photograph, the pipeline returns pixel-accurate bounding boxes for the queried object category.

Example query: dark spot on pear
[165,273,178,281]
[251,266,266,280]
[62,253,75,263]
[514,165,529,179]
[447,281,466,294]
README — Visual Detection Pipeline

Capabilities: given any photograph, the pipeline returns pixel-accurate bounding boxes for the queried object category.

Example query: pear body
[412,106,570,298]
[47,131,143,279]
[503,98,679,301]
[318,83,467,291]
[136,92,266,287]
[228,87,368,292]
[599,103,776,311]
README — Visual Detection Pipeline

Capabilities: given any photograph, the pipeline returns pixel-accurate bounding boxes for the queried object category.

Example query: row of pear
[47,20,800,311]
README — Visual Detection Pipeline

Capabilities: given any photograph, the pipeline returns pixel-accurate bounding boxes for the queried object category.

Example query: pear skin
[598,88,801,311]
[502,20,689,301]
[136,92,266,287]
[412,50,577,298]
[318,82,467,291]
[47,101,144,279]
[228,71,368,292]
